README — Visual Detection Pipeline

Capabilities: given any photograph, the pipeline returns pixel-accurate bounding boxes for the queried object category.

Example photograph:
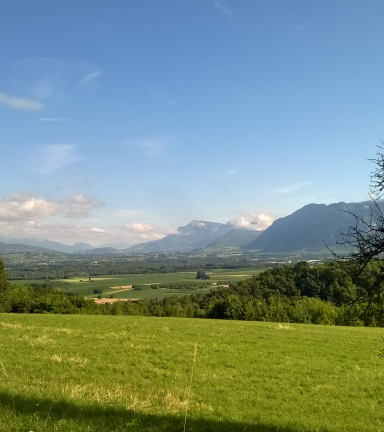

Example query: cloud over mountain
[122,222,177,241]
[231,210,274,231]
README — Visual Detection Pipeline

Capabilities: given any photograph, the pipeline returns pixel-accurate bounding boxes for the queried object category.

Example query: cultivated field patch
[10,269,266,301]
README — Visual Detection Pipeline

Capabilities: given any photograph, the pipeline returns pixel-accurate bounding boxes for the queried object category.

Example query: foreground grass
[0,315,383,431]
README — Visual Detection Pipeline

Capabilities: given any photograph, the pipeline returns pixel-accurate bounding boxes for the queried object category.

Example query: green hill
[0,314,383,431]
[246,201,384,252]
[208,228,262,248]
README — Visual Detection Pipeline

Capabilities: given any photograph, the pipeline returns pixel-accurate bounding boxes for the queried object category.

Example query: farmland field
[10,268,265,300]
[0,314,383,431]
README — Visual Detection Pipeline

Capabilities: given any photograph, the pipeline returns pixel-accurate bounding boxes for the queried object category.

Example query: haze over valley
[0,200,380,255]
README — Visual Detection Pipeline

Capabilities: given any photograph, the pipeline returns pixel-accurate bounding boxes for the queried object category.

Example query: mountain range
[246,201,383,252]
[124,221,236,253]
[0,200,381,255]
[0,238,132,254]
[0,242,56,254]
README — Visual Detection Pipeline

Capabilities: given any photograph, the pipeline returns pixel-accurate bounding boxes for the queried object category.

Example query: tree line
[2,257,384,326]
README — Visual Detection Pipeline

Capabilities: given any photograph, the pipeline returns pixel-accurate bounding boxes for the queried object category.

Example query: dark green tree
[210,295,244,320]
[0,255,9,312]
[335,145,384,316]
[196,271,210,280]
[0,255,8,291]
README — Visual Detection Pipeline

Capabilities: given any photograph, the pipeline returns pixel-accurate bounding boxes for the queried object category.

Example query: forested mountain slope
[125,220,234,253]
[208,228,262,248]
[245,201,384,252]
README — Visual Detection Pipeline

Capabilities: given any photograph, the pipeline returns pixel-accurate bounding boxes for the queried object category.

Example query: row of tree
[1,258,384,326]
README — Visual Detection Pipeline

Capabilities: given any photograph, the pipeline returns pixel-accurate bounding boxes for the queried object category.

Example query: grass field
[10,268,265,300]
[0,314,383,431]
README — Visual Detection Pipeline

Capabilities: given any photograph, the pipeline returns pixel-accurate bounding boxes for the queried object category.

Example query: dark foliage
[333,145,384,317]
[3,257,384,326]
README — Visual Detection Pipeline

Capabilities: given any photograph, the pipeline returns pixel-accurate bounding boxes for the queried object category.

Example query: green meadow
[10,268,265,300]
[0,314,383,431]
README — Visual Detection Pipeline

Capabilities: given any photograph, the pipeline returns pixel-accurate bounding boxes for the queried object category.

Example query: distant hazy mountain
[97,242,132,249]
[208,228,263,248]
[245,201,384,252]
[1,238,94,253]
[124,220,234,253]
[77,247,121,255]
[0,242,55,254]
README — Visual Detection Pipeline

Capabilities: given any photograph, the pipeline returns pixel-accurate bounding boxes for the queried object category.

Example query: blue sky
[1,0,383,246]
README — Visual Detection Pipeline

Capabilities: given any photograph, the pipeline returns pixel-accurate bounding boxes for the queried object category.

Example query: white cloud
[275,181,313,195]
[14,58,101,105]
[61,195,104,218]
[217,169,238,178]
[0,220,114,244]
[0,193,103,222]
[30,144,84,174]
[133,137,171,156]
[138,140,162,154]
[124,223,158,233]
[231,210,274,231]
[0,195,58,222]
[122,222,176,241]
[214,0,233,16]
[90,227,107,233]
[0,91,44,111]
[80,70,101,85]
[36,117,71,122]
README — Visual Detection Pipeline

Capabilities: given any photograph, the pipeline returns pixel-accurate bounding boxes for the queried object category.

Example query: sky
[1,0,384,246]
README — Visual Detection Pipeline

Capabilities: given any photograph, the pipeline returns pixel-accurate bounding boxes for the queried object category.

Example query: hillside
[0,314,382,432]
[77,247,121,255]
[208,228,262,248]
[0,242,55,254]
[124,220,234,253]
[246,201,384,252]
[0,239,94,254]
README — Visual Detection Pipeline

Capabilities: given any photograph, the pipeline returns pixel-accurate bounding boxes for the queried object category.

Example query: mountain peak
[245,201,383,252]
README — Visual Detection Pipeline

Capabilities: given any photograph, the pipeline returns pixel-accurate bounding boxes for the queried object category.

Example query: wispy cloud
[30,144,84,174]
[217,169,238,178]
[214,0,233,16]
[0,91,44,111]
[0,219,112,244]
[37,117,71,122]
[137,139,163,155]
[275,181,313,195]
[80,70,101,85]
[14,58,101,105]
[61,195,104,218]
[132,137,172,156]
